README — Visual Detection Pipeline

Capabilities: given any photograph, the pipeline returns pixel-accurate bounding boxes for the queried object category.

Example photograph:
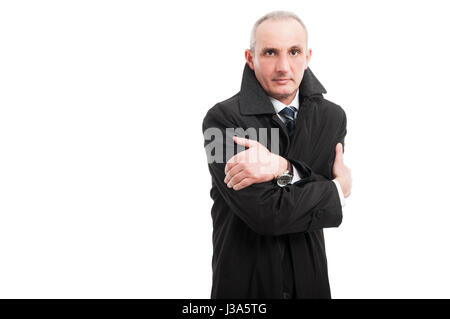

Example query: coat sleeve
[202,105,346,236]
[286,109,347,181]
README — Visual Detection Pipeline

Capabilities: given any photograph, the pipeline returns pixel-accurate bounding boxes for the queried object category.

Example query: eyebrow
[261,45,304,52]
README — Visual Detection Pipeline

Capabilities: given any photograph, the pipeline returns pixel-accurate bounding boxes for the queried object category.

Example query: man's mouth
[273,78,291,84]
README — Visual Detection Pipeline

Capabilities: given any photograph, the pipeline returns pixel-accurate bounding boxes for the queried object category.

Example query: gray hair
[249,11,308,52]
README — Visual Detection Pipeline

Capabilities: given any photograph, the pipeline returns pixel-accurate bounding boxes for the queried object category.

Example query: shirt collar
[268,88,300,114]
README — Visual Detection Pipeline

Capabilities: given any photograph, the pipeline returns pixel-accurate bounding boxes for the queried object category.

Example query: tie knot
[278,106,297,135]
[279,106,296,121]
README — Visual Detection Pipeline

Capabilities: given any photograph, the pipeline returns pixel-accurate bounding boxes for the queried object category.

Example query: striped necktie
[278,106,297,135]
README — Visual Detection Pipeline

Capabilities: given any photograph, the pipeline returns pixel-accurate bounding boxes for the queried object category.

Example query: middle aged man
[202,11,352,299]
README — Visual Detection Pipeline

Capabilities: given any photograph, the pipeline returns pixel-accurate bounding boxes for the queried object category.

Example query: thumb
[233,136,258,148]
[335,143,344,164]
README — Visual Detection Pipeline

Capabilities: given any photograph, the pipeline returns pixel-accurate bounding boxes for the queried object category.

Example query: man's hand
[333,143,352,198]
[224,136,288,191]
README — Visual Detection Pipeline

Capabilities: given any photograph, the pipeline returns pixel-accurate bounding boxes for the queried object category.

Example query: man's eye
[290,50,301,56]
[265,50,275,56]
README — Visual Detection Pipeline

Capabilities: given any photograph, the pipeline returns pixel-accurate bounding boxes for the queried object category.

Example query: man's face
[245,18,311,105]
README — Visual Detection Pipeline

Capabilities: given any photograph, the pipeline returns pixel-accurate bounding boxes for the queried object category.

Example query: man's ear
[245,49,255,70]
[305,48,312,70]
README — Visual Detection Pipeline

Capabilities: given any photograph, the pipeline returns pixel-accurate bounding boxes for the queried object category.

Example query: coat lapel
[238,63,327,117]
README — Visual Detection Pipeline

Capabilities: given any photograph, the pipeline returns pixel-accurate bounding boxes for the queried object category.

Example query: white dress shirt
[268,89,345,207]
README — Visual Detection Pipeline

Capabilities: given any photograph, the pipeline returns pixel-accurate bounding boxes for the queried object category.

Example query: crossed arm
[203,109,352,236]
[224,136,352,199]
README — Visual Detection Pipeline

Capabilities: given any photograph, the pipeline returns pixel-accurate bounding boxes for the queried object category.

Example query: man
[202,11,352,299]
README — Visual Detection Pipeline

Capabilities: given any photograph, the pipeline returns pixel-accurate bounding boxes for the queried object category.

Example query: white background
[1,0,449,298]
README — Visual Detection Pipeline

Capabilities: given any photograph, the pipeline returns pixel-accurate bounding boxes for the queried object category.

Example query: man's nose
[275,54,290,73]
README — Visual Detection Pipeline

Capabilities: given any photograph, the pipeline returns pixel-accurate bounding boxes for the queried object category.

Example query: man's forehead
[255,19,307,50]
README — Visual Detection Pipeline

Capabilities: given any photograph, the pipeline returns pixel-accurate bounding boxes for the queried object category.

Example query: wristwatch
[276,162,293,187]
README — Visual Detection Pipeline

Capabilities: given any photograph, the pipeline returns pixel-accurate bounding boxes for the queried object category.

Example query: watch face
[277,174,292,187]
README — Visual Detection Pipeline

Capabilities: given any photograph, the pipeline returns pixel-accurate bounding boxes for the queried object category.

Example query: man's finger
[232,178,254,191]
[225,152,244,174]
[233,136,259,148]
[225,159,239,175]
[224,164,245,184]
[225,149,253,174]
[227,169,248,188]
[335,143,344,165]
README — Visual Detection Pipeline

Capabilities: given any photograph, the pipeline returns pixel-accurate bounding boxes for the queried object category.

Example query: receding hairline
[250,11,308,52]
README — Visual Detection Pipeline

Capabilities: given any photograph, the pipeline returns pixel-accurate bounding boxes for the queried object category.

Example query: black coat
[202,63,347,299]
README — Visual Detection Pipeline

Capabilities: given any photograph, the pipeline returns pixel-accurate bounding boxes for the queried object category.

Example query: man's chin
[270,90,296,101]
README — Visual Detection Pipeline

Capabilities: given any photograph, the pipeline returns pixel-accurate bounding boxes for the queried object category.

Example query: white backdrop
[1,0,449,298]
